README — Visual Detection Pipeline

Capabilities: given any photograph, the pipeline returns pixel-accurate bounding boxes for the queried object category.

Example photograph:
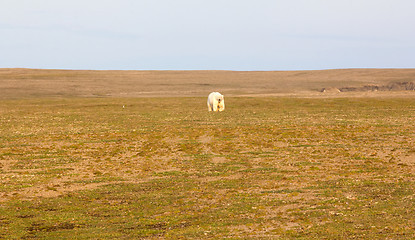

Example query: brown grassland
[0,68,414,239]
[1,68,415,98]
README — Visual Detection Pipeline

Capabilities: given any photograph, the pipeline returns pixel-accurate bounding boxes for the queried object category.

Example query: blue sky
[1,0,414,70]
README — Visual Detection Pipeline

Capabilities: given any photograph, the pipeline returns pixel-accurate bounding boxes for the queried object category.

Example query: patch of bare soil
[399,152,415,166]
[320,87,341,93]
[336,81,415,92]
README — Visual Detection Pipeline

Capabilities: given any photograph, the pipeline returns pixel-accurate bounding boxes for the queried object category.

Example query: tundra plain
[0,69,414,239]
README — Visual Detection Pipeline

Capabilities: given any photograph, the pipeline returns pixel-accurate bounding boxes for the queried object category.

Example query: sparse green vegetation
[0,97,414,239]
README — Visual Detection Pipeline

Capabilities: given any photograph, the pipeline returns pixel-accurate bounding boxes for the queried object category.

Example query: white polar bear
[207,92,225,112]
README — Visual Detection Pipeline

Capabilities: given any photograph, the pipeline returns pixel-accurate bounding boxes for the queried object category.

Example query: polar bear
[207,92,225,112]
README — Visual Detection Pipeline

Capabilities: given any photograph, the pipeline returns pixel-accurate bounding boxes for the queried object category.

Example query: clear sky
[1,0,414,70]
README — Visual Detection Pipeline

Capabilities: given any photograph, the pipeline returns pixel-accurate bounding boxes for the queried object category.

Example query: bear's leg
[207,101,212,111]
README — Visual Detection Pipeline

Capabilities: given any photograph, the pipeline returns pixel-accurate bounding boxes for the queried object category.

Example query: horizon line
[2,67,415,72]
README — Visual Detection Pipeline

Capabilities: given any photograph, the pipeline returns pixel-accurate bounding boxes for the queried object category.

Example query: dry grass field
[1,68,415,98]
[0,68,414,239]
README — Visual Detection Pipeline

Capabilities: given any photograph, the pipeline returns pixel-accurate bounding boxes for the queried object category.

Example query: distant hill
[1,68,414,99]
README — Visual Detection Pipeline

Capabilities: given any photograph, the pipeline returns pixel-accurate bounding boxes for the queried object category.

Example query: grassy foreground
[0,97,414,239]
